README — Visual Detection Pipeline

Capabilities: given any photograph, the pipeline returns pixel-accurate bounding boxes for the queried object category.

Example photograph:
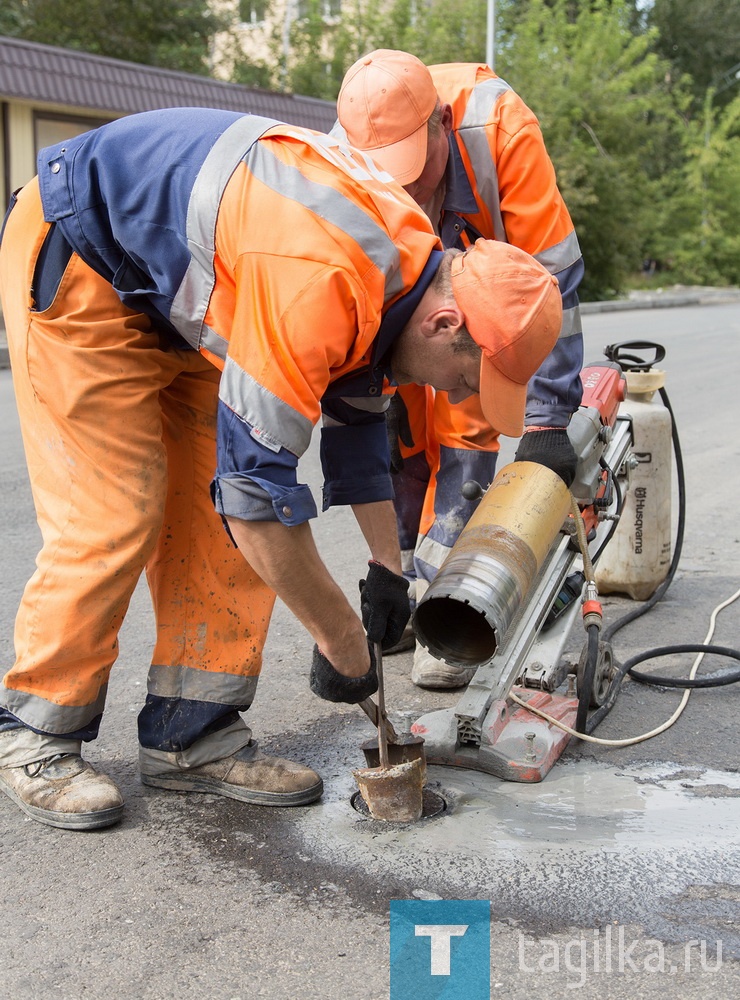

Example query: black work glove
[359,561,411,647]
[514,428,578,488]
[309,643,378,703]
[386,393,415,474]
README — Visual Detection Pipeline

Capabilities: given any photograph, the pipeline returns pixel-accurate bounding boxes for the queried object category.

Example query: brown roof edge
[0,34,337,131]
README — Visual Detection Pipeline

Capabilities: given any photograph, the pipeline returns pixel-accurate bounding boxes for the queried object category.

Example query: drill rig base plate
[412,687,578,783]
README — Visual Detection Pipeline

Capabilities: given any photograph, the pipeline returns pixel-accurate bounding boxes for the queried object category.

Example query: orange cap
[450,241,563,437]
[337,49,437,185]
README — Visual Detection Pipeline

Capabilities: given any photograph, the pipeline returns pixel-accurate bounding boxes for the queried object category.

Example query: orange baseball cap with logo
[450,240,563,437]
[337,49,437,185]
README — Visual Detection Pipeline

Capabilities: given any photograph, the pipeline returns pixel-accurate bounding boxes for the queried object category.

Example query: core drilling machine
[411,359,635,781]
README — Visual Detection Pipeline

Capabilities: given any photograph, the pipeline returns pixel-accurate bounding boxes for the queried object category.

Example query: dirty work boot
[140,742,323,806]
[411,642,476,690]
[0,753,124,830]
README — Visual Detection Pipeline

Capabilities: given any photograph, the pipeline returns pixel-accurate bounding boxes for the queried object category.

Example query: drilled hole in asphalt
[350,786,448,820]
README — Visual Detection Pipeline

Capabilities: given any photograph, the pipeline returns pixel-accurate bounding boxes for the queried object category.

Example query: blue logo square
[390,899,490,999]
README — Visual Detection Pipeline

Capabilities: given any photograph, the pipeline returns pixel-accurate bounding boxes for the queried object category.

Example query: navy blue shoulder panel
[37,108,247,327]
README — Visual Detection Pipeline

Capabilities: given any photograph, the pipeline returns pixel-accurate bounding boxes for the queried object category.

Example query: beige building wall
[211,0,346,83]
[211,0,282,78]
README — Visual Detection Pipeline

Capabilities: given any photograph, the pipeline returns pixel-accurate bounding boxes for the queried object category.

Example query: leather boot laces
[23,752,79,778]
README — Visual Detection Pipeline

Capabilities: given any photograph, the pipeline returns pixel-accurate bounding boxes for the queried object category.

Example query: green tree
[279,0,740,293]
[495,0,687,298]
[0,0,225,75]
[649,0,740,108]
[357,0,488,66]
[655,93,740,284]
[285,0,355,100]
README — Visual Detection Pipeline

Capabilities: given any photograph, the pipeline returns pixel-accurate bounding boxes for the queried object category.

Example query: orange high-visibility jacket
[36,109,442,525]
[429,63,584,425]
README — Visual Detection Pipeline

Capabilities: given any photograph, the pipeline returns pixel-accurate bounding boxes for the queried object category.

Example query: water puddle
[300,760,740,861]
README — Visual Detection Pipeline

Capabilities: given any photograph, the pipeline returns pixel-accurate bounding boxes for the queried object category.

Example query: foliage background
[2,0,738,299]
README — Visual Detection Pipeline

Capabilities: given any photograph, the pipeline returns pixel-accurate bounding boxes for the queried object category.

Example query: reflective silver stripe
[148,663,260,705]
[0,729,82,768]
[534,230,583,275]
[461,75,513,126]
[0,686,107,734]
[400,548,415,576]
[415,532,453,572]
[458,78,513,244]
[248,140,406,303]
[170,116,281,349]
[200,323,229,362]
[561,304,582,338]
[455,125,506,243]
[220,354,314,456]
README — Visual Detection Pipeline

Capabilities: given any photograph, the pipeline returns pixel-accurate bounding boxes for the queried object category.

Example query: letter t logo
[415,924,469,975]
[390,899,490,999]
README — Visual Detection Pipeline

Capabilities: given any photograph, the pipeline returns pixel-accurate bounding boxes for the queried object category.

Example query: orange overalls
[394,64,584,587]
[0,110,440,761]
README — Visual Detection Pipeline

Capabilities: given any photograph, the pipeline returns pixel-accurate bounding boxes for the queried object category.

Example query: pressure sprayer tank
[413,462,572,667]
[595,368,672,600]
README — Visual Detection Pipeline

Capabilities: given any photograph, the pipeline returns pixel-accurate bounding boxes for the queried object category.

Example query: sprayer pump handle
[604,341,666,372]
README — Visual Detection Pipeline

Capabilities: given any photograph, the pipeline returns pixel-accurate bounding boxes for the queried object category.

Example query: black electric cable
[622,645,740,688]
[592,456,624,566]
[575,623,601,732]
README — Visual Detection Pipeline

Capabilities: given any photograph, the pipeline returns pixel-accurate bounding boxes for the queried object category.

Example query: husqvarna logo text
[634,486,647,554]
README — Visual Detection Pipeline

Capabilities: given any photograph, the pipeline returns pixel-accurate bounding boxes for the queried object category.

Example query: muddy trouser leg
[137,362,276,772]
[0,179,272,769]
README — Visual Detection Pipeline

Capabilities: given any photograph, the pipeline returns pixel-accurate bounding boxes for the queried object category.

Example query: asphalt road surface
[1,301,739,999]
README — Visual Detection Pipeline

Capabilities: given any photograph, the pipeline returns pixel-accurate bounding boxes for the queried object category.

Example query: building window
[35,113,110,155]
[297,0,341,20]
[239,0,268,25]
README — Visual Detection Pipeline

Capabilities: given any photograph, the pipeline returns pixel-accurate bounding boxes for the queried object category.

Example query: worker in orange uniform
[335,50,584,689]
[0,108,562,831]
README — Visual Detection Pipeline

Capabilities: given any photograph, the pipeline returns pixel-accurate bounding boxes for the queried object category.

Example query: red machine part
[579,361,625,426]
[576,361,626,536]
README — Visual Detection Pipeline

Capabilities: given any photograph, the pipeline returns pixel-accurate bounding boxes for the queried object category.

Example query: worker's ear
[420,302,465,342]
[440,103,454,137]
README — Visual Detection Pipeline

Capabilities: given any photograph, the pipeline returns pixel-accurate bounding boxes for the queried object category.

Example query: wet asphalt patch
[156,713,740,956]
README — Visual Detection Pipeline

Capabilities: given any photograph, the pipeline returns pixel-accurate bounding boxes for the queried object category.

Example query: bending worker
[0,108,562,831]
[335,50,584,688]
